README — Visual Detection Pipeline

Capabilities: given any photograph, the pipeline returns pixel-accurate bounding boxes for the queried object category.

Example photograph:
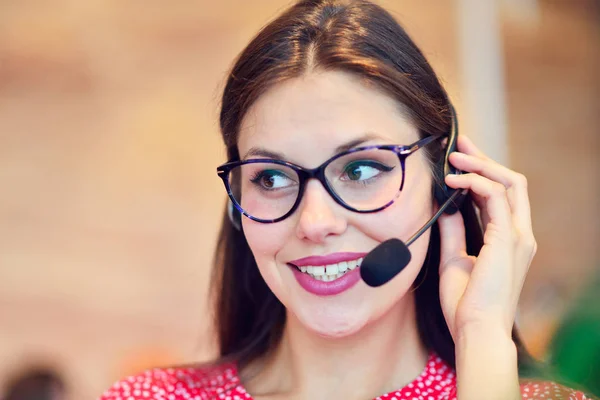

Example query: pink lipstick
[288,252,367,296]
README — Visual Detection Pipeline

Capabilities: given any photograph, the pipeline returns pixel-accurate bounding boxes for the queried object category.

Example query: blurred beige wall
[0,0,598,398]
[503,0,600,355]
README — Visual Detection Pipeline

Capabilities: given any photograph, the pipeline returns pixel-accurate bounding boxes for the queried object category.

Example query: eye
[341,161,393,181]
[251,169,296,190]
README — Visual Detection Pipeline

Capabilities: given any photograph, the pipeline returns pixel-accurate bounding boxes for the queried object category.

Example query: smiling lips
[288,252,367,295]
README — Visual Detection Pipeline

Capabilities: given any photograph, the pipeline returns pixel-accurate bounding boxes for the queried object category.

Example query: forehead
[238,70,419,165]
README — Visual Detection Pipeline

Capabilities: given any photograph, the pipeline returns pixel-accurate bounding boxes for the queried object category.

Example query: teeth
[325,264,339,275]
[338,261,348,273]
[297,257,364,281]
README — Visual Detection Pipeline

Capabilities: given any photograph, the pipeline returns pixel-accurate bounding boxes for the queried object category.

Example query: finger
[439,254,475,338]
[446,173,526,300]
[437,211,468,266]
[449,152,521,190]
[456,135,490,160]
[449,152,533,232]
[445,173,513,236]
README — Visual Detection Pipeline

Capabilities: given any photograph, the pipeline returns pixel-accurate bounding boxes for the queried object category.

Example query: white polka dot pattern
[98,354,591,400]
[518,381,591,400]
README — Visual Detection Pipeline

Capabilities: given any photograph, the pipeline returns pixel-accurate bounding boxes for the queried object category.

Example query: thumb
[437,211,473,339]
[437,211,467,267]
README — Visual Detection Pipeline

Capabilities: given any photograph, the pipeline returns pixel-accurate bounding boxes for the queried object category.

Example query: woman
[100,0,591,399]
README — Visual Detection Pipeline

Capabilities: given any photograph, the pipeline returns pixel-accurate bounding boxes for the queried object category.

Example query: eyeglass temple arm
[400,134,445,155]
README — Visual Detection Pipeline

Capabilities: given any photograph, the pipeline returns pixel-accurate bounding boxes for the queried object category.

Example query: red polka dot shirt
[99,353,591,400]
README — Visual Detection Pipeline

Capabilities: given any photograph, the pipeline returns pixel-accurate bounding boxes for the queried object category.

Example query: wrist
[456,326,517,364]
[454,326,520,400]
[456,319,514,348]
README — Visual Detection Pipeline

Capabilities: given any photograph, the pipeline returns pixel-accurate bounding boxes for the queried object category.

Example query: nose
[295,180,347,243]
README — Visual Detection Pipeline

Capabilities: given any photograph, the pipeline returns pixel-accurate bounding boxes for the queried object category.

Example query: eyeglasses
[216,135,442,223]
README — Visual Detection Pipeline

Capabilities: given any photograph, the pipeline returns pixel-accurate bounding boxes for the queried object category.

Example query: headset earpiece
[227,200,242,231]
[433,104,466,215]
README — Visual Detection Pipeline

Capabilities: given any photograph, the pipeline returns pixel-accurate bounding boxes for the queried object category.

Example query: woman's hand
[437,136,536,399]
[437,135,537,343]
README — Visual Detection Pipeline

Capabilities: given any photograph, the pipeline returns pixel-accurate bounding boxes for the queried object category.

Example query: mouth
[288,257,364,282]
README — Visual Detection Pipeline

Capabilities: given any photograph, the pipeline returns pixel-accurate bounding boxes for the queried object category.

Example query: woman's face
[237,70,435,338]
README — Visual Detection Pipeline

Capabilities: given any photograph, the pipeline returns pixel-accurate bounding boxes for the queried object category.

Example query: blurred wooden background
[0,0,598,398]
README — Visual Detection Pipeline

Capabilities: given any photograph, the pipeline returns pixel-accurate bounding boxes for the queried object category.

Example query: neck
[242,293,429,400]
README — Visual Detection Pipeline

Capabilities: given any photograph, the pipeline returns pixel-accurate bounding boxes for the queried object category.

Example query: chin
[296,306,369,339]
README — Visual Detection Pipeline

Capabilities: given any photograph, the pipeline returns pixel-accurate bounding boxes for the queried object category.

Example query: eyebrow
[242,132,388,161]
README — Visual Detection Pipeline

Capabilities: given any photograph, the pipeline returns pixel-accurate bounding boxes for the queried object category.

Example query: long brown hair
[212,0,537,374]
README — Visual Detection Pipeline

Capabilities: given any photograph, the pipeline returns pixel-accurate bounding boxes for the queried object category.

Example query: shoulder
[518,380,592,400]
[445,380,592,400]
[98,362,245,400]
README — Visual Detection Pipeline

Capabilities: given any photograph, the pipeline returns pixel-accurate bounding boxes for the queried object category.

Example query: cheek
[242,220,298,310]
[243,220,292,264]
[358,183,434,242]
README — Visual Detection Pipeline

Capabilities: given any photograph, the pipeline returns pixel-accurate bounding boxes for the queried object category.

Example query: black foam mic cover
[360,238,412,287]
